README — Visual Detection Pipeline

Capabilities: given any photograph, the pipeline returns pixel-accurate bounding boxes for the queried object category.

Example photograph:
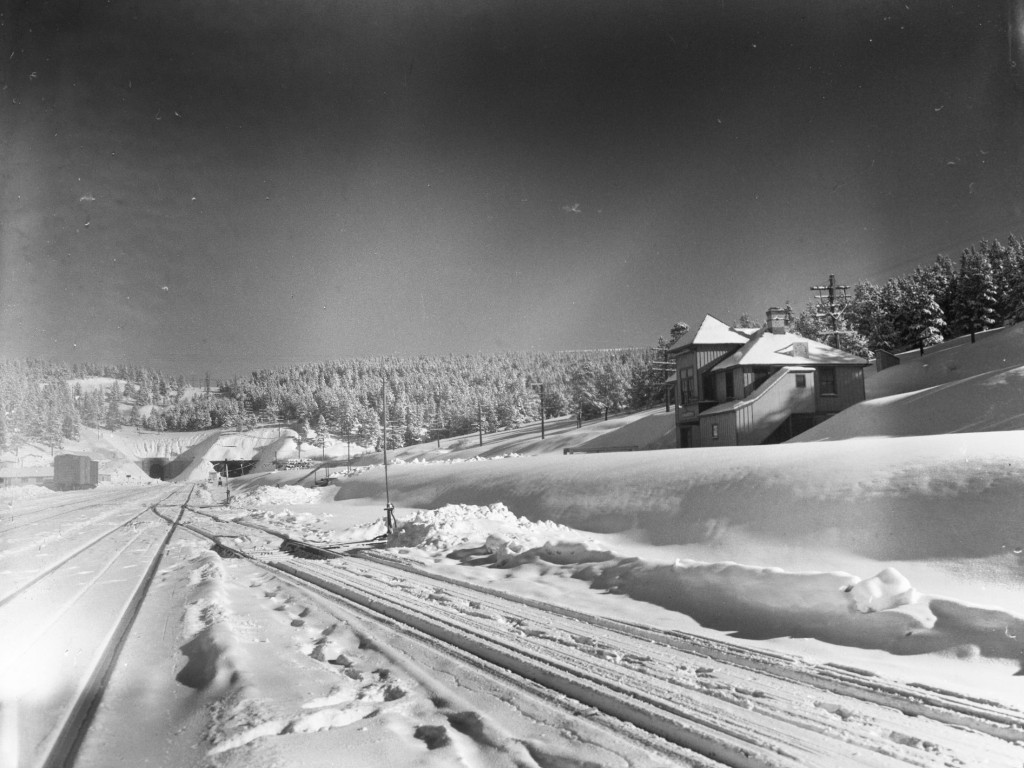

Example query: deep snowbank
[797,326,1024,440]
[865,325,1024,401]
[339,432,1024,566]
[229,485,322,507]
[385,504,1024,671]
[178,551,241,693]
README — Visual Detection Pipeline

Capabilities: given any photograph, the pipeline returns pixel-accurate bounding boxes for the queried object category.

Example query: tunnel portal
[212,459,258,478]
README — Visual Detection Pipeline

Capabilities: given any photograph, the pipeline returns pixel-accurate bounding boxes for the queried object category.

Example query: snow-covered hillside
[795,325,1024,440]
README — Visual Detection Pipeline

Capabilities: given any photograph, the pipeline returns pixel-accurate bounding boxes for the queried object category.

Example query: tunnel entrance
[212,459,257,478]
[138,458,170,480]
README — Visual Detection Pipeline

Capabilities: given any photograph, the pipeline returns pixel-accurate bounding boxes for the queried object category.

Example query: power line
[809,274,854,348]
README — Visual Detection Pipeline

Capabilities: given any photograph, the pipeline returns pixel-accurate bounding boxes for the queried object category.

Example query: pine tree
[44,406,64,454]
[996,236,1024,323]
[668,322,690,346]
[314,414,329,457]
[954,249,999,340]
[356,405,381,450]
[900,275,946,348]
[62,413,80,441]
[81,391,102,429]
[105,386,121,431]
[848,280,901,351]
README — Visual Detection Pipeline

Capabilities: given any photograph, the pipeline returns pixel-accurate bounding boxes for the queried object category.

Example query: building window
[795,373,806,388]
[819,367,837,396]
[681,366,697,403]
[701,372,715,401]
[711,424,719,440]
[725,372,735,400]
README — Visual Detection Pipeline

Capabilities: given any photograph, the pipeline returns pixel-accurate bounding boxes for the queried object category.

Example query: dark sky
[2,0,1023,378]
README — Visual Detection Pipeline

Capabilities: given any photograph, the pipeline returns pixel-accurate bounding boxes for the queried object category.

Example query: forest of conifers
[3,235,1023,452]
[0,348,666,453]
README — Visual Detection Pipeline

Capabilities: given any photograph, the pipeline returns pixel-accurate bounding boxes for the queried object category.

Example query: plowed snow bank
[386,503,1024,671]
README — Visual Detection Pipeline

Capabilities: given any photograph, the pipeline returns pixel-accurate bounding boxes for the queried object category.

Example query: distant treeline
[4,233,1023,451]
[217,349,664,449]
[0,350,666,453]
[0,360,243,455]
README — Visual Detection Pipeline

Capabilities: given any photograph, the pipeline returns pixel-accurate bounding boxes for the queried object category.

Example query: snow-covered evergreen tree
[953,248,999,340]
[105,386,122,431]
[899,274,946,348]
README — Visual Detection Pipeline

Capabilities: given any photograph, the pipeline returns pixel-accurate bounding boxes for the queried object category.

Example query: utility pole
[810,274,852,349]
[381,372,395,537]
[430,395,445,449]
[649,346,675,412]
[477,400,484,446]
[528,382,546,439]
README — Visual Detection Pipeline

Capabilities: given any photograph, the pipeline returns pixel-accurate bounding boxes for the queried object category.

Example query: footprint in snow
[414,724,451,750]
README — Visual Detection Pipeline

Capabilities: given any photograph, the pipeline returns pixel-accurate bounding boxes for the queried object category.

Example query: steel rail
[0,487,160,534]
[31,486,194,768]
[0,487,187,608]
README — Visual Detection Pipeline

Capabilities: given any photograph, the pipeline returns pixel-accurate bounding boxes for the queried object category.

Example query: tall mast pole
[382,371,394,535]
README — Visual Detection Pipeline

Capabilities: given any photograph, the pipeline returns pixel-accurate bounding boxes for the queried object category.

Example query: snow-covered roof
[711,329,867,371]
[669,315,752,352]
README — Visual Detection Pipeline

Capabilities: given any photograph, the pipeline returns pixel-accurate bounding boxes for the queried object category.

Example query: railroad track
[0,486,162,535]
[0,495,176,609]
[175,509,1024,767]
[364,549,1024,742]
[0,485,194,768]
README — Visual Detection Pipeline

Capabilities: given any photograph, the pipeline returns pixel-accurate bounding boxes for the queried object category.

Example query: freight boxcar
[54,454,99,490]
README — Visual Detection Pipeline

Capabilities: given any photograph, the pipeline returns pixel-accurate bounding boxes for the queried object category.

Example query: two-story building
[670,308,869,447]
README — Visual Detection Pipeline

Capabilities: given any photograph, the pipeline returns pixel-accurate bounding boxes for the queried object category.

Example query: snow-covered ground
[796,323,1024,439]
[3,330,1024,767]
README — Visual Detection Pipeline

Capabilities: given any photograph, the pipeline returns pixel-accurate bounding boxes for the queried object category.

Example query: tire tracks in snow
[271,553,1024,768]
[245,555,712,767]
[366,549,1024,742]
[179,508,1024,767]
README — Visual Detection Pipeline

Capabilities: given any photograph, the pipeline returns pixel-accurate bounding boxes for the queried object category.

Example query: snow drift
[796,325,1024,440]
[340,432,1024,566]
[386,504,1024,670]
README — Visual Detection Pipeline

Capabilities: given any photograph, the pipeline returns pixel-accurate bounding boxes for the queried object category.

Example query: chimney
[766,307,788,334]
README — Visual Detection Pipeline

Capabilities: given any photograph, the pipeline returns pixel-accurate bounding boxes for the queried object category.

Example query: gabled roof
[669,315,752,352]
[711,329,868,371]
